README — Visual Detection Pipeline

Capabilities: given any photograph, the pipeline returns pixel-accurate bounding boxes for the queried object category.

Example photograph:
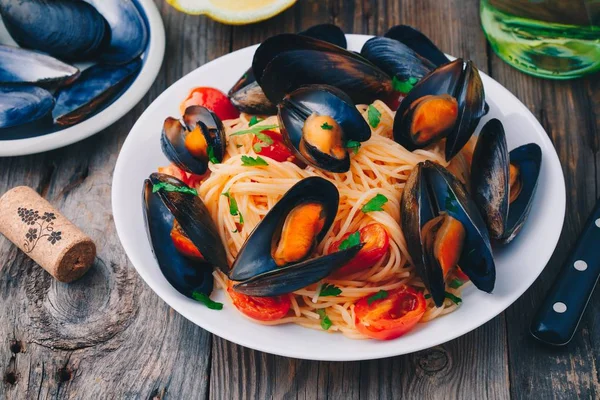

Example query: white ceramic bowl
[0,0,165,156]
[112,35,566,361]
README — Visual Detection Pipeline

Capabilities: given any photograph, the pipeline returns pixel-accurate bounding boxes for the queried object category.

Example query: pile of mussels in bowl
[0,0,149,139]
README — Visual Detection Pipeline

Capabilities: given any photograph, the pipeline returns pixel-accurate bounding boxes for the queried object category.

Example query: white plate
[112,35,566,361]
[0,0,165,156]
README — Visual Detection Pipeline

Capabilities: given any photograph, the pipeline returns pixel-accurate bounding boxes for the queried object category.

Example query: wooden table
[1,0,598,398]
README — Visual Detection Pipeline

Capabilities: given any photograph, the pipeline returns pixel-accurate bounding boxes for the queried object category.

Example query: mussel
[0,86,54,129]
[384,25,450,67]
[393,59,485,161]
[401,161,495,306]
[0,0,110,61]
[470,119,542,243]
[53,58,142,126]
[161,105,227,175]
[277,85,371,173]
[230,177,363,296]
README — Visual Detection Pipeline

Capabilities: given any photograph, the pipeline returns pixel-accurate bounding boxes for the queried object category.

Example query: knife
[531,198,600,346]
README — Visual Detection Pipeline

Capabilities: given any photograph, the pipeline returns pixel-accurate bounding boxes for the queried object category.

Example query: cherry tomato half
[227,288,291,321]
[455,267,469,282]
[329,223,390,276]
[158,164,203,188]
[355,286,426,340]
[251,130,295,163]
[170,222,204,260]
[180,87,240,121]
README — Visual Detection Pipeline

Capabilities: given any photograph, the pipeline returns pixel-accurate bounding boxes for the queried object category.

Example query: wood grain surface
[0,0,598,399]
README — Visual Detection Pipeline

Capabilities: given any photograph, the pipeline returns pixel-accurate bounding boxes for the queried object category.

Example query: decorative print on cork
[17,207,62,253]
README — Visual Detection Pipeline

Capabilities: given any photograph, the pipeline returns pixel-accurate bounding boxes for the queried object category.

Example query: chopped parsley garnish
[252,132,275,153]
[191,291,223,310]
[424,292,462,305]
[367,290,389,305]
[241,155,268,166]
[361,194,388,213]
[338,231,361,250]
[152,182,197,196]
[207,145,219,164]
[248,116,262,127]
[449,278,463,289]
[316,309,332,330]
[230,124,279,137]
[392,76,419,93]
[319,283,342,297]
[367,104,381,128]
[321,122,334,130]
[346,140,361,155]
[222,190,244,225]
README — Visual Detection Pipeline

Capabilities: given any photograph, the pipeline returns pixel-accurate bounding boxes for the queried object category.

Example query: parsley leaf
[241,155,268,166]
[319,283,342,297]
[222,190,243,225]
[252,132,275,154]
[316,309,332,330]
[346,140,361,155]
[367,290,389,305]
[361,194,388,213]
[191,291,223,310]
[449,278,463,289]
[424,294,432,299]
[207,145,219,164]
[338,231,361,251]
[321,122,334,130]
[392,76,419,93]
[229,124,279,137]
[367,104,381,128]
[248,116,262,127]
[445,292,462,305]
[152,182,197,196]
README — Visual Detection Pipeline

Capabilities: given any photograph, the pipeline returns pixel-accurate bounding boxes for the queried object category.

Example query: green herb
[238,210,244,224]
[241,155,268,166]
[367,104,381,128]
[367,290,389,305]
[207,145,219,164]
[191,291,223,310]
[346,140,361,155]
[316,309,332,330]
[152,182,197,196]
[248,116,262,127]
[338,231,361,251]
[449,278,463,289]
[361,194,388,213]
[319,283,342,297]
[253,143,263,153]
[222,190,243,225]
[392,76,419,93]
[252,132,275,154]
[321,122,334,130]
[424,294,431,299]
[445,292,462,305]
[232,229,238,233]
[229,124,279,137]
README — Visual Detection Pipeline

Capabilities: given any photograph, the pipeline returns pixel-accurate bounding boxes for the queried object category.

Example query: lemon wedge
[166,0,297,25]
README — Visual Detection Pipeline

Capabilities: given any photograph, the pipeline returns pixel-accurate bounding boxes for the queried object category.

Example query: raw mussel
[161,105,227,175]
[143,173,229,298]
[0,86,54,129]
[393,59,485,161]
[401,161,495,307]
[230,177,363,296]
[470,119,542,243]
[278,85,371,173]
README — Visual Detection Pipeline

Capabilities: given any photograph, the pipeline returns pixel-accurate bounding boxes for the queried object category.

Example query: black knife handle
[531,199,600,346]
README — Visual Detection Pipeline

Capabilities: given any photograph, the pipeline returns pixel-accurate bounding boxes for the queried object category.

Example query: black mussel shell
[393,59,485,161]
[360,36,435,86]
[182,105,227,161]
[471,119,509,239]
[300,23,347,49]
[143,179,214,298]
[0,0,109,61]
[0,86,54,129]
[53,58,142,126]
[148,173,229,274]
[0,45,80,87]
[385,25,449,67]
[229,177,340,282]
[83,0,149,65]
[278,85,371,173]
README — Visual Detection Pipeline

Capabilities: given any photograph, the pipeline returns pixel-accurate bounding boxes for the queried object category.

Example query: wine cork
[0,186,96,282]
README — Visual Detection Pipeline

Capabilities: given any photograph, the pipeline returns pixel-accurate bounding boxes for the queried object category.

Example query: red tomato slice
[355,286,426,340]
[455,267,470,282]
[228,288,291,321]
[180,87,240,121]
[329,223,390,276]
[251,130,295,163]
[158,164,203,188]
[170,222,204,260]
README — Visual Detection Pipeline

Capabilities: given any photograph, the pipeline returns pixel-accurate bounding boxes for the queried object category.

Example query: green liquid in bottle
[481,0,600,79]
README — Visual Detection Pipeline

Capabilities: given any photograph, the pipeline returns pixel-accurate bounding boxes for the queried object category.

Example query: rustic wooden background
[1,0,599,398]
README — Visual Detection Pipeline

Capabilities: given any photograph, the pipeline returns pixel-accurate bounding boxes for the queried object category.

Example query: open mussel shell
[0,0,109,61]
[84,0,149,65]
[0,45,80,87]
[148,173,229,273]
[385,25,449,67]
[393,59,485,161]
[0,86,54,129]
[278,85,371,172]
[53,58,142,126]
[401,161,495,306]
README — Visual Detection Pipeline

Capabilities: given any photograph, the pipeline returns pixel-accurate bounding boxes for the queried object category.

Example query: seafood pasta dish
[142,25,541,340]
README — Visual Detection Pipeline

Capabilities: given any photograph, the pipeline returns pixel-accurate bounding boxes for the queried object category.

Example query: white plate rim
[112,34,566,361]
[0,0,166,157]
